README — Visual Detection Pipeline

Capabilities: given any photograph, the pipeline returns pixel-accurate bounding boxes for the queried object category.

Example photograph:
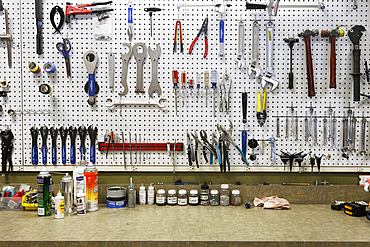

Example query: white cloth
[253,195,290,209]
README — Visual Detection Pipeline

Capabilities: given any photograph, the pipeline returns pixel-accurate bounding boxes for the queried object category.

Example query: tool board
[0,0,369,173]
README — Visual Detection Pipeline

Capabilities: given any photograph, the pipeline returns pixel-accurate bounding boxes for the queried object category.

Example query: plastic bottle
[76,190,86,216]
[139,180,146,205]
[147,180,155,205]
[54,191,64,219]
[127,178,136,208]
[73,166,85,205]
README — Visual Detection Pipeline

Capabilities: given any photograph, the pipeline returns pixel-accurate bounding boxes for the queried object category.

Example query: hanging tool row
[277,151,323,175]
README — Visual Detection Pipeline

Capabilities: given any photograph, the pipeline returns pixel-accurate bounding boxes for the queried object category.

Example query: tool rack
[0,0,369,172]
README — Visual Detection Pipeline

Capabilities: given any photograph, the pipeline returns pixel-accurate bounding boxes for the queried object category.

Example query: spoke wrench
[132,42,147,94]
[119,42,132,96]
[69,126,77,165]
[83,51,99,106]
[148,44,162,97]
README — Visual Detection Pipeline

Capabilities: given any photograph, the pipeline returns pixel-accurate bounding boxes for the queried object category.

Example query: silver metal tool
[127,0,134,41]
[106,97,167,109]
[309,104,314,139]
[360,114,367,155]
[313,112,318,146]
[290,105,294,137]
[211,70,218,118]
[328,109,333,145]
[122,132,126,169]
[295,112,299,142]
[269,137,275,166]
[135,133,137,166]
[83,51,99,106]
[129,132,132,166]
[148,44,162,97]
[323,112,327,146]
[119,43,132,96]
[352,0,358,10]
[305,112,308,143]
[276,113,280,138]
[235,17,246,69]
[0,8,12,68]
[342,117,348,153]
[196,73,201,103]
[347,109,353,146]
[219,70,232,115]
[332,113,337,149]
[286,111,289,139]
[351,116,357,153]
[247,20,261,78]
[204,71,209,107]
[265,20,276,79]
[108,48,115,92]
[132,42,147,94]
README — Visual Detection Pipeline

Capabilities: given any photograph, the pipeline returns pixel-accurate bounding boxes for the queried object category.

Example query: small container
[76,191,86,216]
[220,184,230,206]
[156,189,166,206]
[231,189,241,206]
[167,189,177,206]
[178,189,187,206]
[189,189,199,206]
[210,189,219,206]
[106,187,126,208]
[200,183,209,206]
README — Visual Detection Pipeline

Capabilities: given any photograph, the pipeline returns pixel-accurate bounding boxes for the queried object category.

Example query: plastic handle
[188,37,198,54]
[304,36,315,97]
[52,147,56,165]
[242,130,247,156]
[242,92,247,123]
[42,146,47,165]
[210,152,213,164]
[329,36,336,89]
[353,49,361,101]
[32,146,38,165]
[80,145,86,160]
[219,20,224,43]
[88,74,95,97]
[70,145,76,164]
[288,72,293,89]
[128,7,133,23]
[62,146,66,165]
[90,145,96,164]
[236,145,249,165]
[226,149,230,171]
[203,38,208,58]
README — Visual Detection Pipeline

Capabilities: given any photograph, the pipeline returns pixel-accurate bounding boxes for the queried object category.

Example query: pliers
[219,70,232,114]
[191,131,204,168]
[189,15,208,58]
[257,88,267,126]
[173,20,184,54]
[200,130,217,163]
[210,131,218,164]
[217,132,224,172]
[1,129,13,174]
[186,132,195,166]
[216,124,230,172]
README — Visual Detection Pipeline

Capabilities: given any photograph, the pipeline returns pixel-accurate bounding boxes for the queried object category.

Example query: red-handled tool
[189,15,208,58]
[65,1,114,24]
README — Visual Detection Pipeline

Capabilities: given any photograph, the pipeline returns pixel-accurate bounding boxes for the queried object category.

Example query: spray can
[127,178,136,208]
[73,166,85,205]
[61,173,74,215]
[84,164,98,211]
[76,191,86,216]
[55,191,64,219]
[37,167,52,216]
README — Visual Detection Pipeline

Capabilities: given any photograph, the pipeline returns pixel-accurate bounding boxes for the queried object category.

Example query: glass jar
[178,189,187,206]
[167,189,177,206]
[200,182,209,206]
[156,189,166,206]
[220,184,230,206]
[210,189,219,206]
[189,189,199,206]
[231,189,241,206]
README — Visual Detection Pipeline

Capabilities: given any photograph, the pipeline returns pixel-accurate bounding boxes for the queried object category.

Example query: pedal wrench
[266,21,276,79]
[148,44,162,97]
[83,51,99,106]
[247,20,261,78]
[106,97,167,109]
[119,43,132,96]
[132,42,147,94]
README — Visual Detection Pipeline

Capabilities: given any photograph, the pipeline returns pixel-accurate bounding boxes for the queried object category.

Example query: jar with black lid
[189,189,199,206]
[167,189,177,206]
[156,189,166,206]
[178,189,187,206]
[200,182,209,206]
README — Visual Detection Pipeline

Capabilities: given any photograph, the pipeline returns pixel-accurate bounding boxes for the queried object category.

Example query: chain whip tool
[247,20,261,78]
[323,112,328,146]
[347,109,353,146]
[351,116,357,153]
[276,113,280,138]
[295,112,299,142]
[211,70,218,117]
[204,71,209,107]
[328,109,333,146]
[360,114,367,155]
[341,116,348,153]
[181,71,186,106]
[172,70,179,116]
[285,111,289,139]
[332,113,337,149]
[304,112,308,143]
[196,73,201,103]
[235,17,246,69]
[313,112,318,146]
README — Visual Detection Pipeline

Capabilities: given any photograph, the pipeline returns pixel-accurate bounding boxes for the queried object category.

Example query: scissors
[56,38,71,78]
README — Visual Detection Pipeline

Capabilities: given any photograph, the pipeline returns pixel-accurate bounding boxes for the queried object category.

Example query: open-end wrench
[342,117,348,153]
[132,42,147,94]
[347,109,353,146]
[247,20,261,78]
[313,112,318,146]
[119,42,132,96]
[235,17,246,69]
[332,113,337,149]
[148,44,162,98]
[360,115,367,155]
[106,97,167,109]
[83,51,99,106]
[351,116,357,153]
[323,112,327,146]
[328,109,333,145]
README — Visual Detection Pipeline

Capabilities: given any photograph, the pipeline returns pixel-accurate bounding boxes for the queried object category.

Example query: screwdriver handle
[288,72,293,89]
[242,130,247,156]
[242,92,247,124]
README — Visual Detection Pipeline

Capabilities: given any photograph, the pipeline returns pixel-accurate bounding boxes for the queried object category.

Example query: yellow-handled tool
[256,88,267,126]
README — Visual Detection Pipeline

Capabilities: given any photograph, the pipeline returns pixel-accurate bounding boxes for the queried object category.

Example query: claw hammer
[298,29,319,97]
[321,28,344,89]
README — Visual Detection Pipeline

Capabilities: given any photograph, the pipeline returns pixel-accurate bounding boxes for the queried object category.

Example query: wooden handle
[329,36,336,88]
[304,37,315,97]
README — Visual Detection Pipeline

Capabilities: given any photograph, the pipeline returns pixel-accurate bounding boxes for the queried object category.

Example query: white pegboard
[1,0,369,173]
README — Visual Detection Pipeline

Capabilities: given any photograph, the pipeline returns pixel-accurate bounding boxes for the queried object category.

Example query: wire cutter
[189,15,208,58]
[256,88,267,126]
[56,38,71,78]
[186,132,195,166]
[1,128,13,175]
[200,130,217,163]
[173,20,184,54]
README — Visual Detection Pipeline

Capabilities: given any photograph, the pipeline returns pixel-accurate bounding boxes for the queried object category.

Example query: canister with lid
[231,189,241,206]
[189,189,199,206]
[220,184,230,206]
[178,189,187,206]
[200,182,209,206]
[156,189,166,206]
[210,189,219,206]
[167,189,177,206]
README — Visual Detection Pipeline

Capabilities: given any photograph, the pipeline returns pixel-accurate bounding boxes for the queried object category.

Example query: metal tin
[106,187,126,208]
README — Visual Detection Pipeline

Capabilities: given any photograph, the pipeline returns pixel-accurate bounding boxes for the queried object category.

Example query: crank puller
[50,127,58,165]
[40,126,48,165]
[88,125,98,164]
[68,126,77,165]
[59,126,68,165]
[30,126,39,165]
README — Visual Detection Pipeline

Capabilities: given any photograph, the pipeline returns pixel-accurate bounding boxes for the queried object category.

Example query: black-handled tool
[59,127,68,165]
[315,155,323,176]
[1,129,13,174]
[30,127,39,165]
[144,7,161,37]
[283,37,299,89]
[40,126,48,165]
[35,0,43,55]
[68,126,77,165]
[50,127,58,165]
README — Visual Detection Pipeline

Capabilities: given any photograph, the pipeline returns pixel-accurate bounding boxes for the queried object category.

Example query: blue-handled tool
[242,92,248,156]
[30,126,39,165]
[365,61,369,82]
[83,51,99,106]
[50,127,58,165]
[59,126,68,165]
[219,19,224,58]
[78,125,87,165]
[56,37,71,78]
[40,126,48,165]
[88,125,98,164]
[68,126,77,165]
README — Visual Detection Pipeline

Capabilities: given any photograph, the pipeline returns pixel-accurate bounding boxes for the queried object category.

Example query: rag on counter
[254,195,290,209]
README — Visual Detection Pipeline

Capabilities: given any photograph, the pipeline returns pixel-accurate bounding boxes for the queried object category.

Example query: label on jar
[200,194,209,201]
[156,196,165,204]
[178,198,187,205]
[189,197,199,204]
[167,196,177,204]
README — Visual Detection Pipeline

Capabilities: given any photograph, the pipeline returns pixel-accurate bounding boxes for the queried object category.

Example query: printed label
[178,198,187,205]
[167,197,177,204]
[200,195,209,200]
[38,207,44,216]
[156,197,165,204]
[189,197,199,204]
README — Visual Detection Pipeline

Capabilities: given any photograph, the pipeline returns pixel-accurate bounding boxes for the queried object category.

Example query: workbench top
[1,204,370,246]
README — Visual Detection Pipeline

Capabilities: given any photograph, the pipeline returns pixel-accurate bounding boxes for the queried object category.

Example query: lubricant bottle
[54,191,64,219]
[84,164,98,211]
[127,178,136,208]
[147,180,155,205]
[73,166,85,205]
[37,167,52,216]
[139,180,146,205]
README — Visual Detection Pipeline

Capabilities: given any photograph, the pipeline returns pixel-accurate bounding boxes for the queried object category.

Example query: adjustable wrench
[148,44,162,97]
[235,18,246,69]
[132,42,147,94]
[360,115,367,155]
[83,51,99,106]
[351,116,357,153]
[106,97,167,109]
[119,42,132,96]
[247,20,261,78]
[328,109,333,145]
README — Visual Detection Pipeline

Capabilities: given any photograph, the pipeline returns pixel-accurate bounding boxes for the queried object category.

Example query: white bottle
[73,166,85,205]
[139,180,146,205]
[55,191,64,219]
[76,190,86,216]
[147,180,155,205]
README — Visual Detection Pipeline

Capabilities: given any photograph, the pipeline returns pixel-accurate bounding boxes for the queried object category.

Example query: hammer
[321,28,344,89]
[298,29,319,97]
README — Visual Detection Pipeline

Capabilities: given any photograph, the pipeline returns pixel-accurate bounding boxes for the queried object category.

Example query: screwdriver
[189,79,194,97]
[242,91,248,156]
[172,69,179,116]
[181,71,186,106]
[211,70,218,117]
[196,73,201,103]
[204,70,209,107]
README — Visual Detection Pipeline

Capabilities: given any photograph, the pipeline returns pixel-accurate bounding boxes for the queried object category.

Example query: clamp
[1,129,13,175]
[189,15,208,58]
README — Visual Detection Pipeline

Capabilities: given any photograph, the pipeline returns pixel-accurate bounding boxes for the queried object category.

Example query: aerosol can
[37,167,52,216]
[84,164,98,211]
